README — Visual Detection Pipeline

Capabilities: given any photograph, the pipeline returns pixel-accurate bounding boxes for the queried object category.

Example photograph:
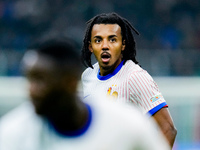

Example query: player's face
[89,24,125,76]
[24,53,64,115]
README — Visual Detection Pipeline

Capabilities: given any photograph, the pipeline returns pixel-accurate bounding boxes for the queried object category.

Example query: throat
[99,58,123,76]
[99,66,115,76]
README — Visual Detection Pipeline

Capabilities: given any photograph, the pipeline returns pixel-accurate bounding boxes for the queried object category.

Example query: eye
[26,71,46,83]
[95,39,101,43]
[27,74,43,83]
[110,38,116,42]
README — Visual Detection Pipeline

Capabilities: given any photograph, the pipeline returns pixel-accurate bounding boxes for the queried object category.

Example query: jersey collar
[97,60,125,80]
[49,104,92,137]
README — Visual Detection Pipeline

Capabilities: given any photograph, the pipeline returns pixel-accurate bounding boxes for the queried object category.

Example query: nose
[102,39,109,50]
[29,82,38,97]
[29,81,43,99]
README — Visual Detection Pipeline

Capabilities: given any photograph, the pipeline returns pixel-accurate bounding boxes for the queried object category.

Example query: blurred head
[22,37,81,116]
[81,12,140,68]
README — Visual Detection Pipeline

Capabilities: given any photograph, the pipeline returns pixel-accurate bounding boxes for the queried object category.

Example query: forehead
[91,24,122,37]
[23,51,57,73]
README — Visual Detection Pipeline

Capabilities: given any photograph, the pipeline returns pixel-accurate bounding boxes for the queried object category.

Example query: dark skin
[89,23,177,148]
[153,108,177,149]
[24,53,89,133]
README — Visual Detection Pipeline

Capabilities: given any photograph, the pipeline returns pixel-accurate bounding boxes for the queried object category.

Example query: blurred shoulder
[81,62,99,79]
[86,97,170,150]
[87,96,146,122]
[0,102,37,132]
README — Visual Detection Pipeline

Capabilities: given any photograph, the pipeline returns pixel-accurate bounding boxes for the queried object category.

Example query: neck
[99,59,124,76]
[47,100,89,134]
[100,66,115,76]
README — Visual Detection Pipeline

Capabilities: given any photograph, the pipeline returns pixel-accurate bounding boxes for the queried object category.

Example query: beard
[100,60,120,75]
[31,90,72,117]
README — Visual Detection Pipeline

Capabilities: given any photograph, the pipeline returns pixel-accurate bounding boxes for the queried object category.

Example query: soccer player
[81,12,177,148]
[0,37,170,150]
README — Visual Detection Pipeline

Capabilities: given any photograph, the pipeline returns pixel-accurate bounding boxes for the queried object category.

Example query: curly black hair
[81,12,139,68]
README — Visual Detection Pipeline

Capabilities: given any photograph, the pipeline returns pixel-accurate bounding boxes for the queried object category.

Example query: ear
[88,42,93,53]
[122,40,125,51]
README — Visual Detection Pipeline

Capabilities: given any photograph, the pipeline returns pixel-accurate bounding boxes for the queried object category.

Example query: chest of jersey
[83,74,130,102]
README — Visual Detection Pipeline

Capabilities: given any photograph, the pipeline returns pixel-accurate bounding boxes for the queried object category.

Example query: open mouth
[101,52,111,63]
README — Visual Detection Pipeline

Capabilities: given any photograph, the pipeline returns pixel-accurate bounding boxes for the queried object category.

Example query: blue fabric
[148,102,167,116]
[50,104,92,137]
[97,60,124,80]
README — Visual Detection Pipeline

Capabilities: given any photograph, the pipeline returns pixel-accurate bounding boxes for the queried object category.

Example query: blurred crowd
[0,0,200,76]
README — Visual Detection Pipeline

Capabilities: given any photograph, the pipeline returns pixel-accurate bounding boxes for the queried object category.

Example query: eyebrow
[93,35,117,39]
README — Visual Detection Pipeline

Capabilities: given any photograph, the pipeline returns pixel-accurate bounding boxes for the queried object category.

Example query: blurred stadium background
[0,0,200,149]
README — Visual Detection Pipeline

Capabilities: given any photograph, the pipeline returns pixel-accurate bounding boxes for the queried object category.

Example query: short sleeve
[128,70,167,115]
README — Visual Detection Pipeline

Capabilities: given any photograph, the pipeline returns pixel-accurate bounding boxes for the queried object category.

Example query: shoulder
[123,60,153,81]
[87,97,163,137]
[0,102,38,135]
[88,96,147,125]
[122,60,144,74]
[81,62,99,79]
[86,98,170,149]
[0,102,34,123]
[94,99,170,149]
[0,102,46,149]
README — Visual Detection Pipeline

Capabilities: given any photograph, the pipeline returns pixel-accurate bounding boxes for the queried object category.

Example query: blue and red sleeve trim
[148,102,168,116]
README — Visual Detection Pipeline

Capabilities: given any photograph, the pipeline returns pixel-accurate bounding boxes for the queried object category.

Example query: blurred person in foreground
[81,12,177,148]
[0,37,170,150]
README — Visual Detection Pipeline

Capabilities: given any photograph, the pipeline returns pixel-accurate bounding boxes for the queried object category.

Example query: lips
[101,52,111,63]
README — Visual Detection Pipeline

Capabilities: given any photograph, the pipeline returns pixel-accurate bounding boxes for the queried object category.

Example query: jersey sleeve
[128,70,167,115]
[81,67,93,98]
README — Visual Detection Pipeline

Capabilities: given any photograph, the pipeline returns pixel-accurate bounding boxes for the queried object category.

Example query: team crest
[107,85,118,99]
